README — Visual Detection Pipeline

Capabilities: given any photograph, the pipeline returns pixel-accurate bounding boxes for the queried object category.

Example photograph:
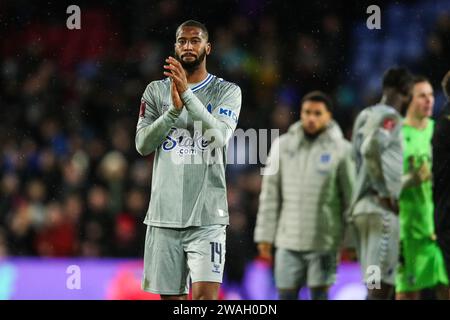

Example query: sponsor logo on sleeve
[218,107,238,123]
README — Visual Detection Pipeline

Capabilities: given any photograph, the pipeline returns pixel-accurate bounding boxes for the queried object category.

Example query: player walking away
[433,70,450,299]
[350,67,414,300]
[254,91,355,300]
[396,76,449,300]
[135,20,241,300]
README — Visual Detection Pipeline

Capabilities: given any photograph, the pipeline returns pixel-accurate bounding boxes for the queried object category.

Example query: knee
[192,291,217,300]
[192,282,220,300]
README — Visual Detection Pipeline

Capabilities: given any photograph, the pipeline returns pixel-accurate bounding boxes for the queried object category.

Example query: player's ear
[206,42,211,55]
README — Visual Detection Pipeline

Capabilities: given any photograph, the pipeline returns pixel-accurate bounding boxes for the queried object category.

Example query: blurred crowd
[1,0,450,285]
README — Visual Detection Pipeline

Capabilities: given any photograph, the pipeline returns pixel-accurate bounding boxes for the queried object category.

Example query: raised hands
[164,56,188,94]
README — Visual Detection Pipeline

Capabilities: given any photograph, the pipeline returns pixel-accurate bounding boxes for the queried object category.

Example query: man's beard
[303,126,326,141]
[174,49,207,73]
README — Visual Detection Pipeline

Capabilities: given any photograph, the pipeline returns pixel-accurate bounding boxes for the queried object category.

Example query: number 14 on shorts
[210,242,222,264]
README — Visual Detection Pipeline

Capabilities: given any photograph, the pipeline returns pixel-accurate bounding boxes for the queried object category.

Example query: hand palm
[171,81,183,110]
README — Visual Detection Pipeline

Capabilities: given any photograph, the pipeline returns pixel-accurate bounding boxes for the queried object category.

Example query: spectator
[80,185,113,256]
[35,201,78,256]
[254,91,354,300]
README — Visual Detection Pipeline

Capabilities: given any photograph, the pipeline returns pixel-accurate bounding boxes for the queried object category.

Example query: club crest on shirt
[316,152,333,174]
[161,103,170,113]
[320,153,331,163]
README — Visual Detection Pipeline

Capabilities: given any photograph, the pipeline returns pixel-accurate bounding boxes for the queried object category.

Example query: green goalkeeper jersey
[399,119,435,240]
[135,74,241,228]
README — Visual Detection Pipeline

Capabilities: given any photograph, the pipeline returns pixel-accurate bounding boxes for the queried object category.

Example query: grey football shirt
[136,74,241,227]
[350,104,403,216]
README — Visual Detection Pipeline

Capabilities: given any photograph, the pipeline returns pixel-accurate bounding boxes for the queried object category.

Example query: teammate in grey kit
[135,20,241,300]
[254,91,355,300]
[350,67,414,300]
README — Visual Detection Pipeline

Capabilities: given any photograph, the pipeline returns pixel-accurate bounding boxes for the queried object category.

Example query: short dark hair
[382,67,414,96]
[442,70,450,101]
[301,90,333,113]
[176,20,209,41]
[413,75,431,86]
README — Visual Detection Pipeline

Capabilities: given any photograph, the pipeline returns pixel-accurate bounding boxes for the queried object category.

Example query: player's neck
[185,66,209,84]
[405,114,428,130]
[381,94,402,112]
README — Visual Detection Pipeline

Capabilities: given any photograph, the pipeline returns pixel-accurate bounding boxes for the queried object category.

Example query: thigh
[184,225,227,284]
[142,225,189,295]
[378,212,399,285]
[274,248,306,290]
[399,238,449,292]
[353,214,373,281]
[354,213,399,285]
[306,251,338,287]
